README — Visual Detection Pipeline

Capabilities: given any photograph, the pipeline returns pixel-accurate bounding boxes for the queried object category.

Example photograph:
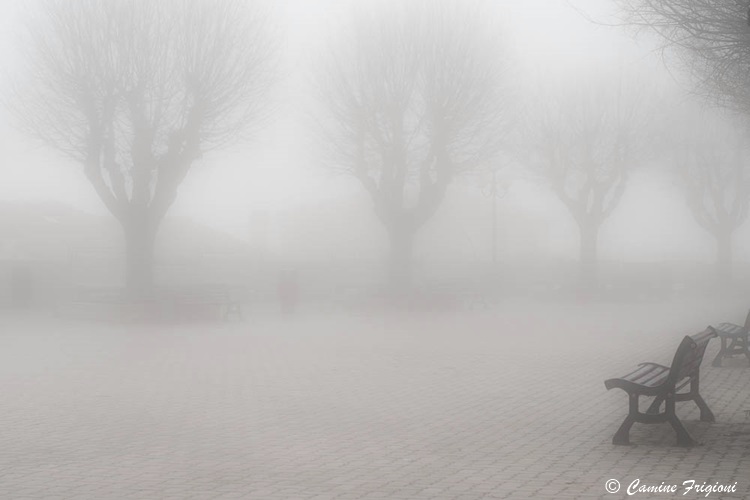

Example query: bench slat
[620,363,669,387]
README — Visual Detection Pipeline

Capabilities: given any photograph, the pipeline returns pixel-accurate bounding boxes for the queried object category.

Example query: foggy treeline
[2,0,750,313]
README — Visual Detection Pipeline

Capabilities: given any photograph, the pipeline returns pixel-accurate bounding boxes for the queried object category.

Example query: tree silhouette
[317,1,514,293]
[13,0,276,296]
[521,75,653,293]
[669,107,750,283]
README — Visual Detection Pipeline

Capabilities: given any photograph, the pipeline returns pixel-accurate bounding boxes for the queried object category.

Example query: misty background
[0,0,748,310]
[3,1,750,498]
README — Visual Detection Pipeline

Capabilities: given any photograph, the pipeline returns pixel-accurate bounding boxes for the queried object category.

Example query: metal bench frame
[712,310,750,367]
[604,328,716,447]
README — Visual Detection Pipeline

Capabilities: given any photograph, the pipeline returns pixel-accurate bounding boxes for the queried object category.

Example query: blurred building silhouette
[0,201,256,309]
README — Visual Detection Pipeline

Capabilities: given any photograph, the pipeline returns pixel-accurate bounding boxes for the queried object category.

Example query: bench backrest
[667,327,716,386]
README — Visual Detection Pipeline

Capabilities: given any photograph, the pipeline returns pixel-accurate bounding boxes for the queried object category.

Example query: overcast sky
[0,0,735,263]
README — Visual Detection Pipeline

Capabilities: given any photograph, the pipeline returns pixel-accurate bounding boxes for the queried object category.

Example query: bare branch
[667,105,750,237]
[8,0,278,294]
[12,0,278,222]
[519,72,655,230]
[316,0,515,232]
[617,0,750,113]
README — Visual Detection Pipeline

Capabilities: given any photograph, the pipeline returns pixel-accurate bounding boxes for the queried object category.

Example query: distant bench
[68,285,244,322]
[604,327,716,447]
[162,285,243,321]
[712,310,750,367]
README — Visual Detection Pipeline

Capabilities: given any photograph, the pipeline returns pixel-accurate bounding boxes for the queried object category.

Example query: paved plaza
[1,298,750,499]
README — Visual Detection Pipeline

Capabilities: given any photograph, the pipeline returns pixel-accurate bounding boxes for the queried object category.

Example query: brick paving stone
[2,298,750,499]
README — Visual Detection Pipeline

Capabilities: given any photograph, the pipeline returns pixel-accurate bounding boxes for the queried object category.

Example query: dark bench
[604,327,716,447]
[712,310,750,367]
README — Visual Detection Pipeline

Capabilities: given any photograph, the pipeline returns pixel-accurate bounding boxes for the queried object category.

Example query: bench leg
[711,337,727,367]
[689,378,715,422]
[613,394,639,445]
[612,415,636,445]
[742,337,750,366]
[666,399,698,447]
[646,396,663,414]
[693,394,715,422]
[668,416,698,447]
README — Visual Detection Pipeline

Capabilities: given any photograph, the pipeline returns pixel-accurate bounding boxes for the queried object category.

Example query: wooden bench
[604,327,716,447]
[712,310,750,367]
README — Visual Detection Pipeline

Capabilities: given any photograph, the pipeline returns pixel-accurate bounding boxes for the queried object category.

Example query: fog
[2,0,750,498]
[3,1,745,275]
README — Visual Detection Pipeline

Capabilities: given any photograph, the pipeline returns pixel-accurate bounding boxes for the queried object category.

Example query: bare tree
[618,0,750,112]
[317,1,513,293]
[669,107,750,283]
[12,0,276,297]
[521,75,653,293]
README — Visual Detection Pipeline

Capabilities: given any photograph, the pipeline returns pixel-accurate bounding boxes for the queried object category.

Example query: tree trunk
[579,222,599,295]
[122,217,158,299]
[715,228,733,285]
[387,226,414,296]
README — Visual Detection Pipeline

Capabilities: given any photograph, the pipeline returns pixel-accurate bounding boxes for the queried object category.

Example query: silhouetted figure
[277,269,299,316]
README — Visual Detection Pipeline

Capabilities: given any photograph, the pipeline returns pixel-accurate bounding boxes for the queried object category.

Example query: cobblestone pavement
[1,298,750,499]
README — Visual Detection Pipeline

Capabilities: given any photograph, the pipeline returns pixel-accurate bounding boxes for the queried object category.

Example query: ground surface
[1,298,750,499]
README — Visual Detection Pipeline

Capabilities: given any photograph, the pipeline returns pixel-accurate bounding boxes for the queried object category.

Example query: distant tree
[618,0,750,112]
[521,76,653,293]
[669,107,750,283]
[317,1,514,293]
[12,0,276,297]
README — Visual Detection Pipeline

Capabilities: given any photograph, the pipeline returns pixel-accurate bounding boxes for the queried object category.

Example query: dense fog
[2,1,750,498]
[2,0,750,307]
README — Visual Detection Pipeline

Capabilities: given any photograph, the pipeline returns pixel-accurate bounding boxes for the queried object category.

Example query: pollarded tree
[521,75,654,293]
[317,0,513,293]
[618,0,750,112]
[13,0,276,297]
[669,107,750,283]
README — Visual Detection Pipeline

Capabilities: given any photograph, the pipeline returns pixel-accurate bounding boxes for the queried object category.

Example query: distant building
[0,202,255,309]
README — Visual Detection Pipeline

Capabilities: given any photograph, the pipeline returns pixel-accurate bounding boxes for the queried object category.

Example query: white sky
[0,0,738,263]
